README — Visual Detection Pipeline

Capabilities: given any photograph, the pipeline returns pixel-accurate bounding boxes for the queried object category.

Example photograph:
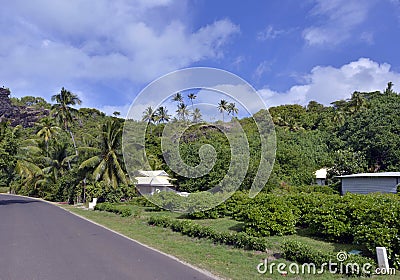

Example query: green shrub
[282,239,328,266]
[282,239,376,277]
[235,194,299,237]
[148,216,267,251]
[286,185,339,195]
[94,202,132,217]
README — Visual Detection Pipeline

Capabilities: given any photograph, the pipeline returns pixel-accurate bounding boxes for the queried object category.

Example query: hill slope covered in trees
[0,83,399,202]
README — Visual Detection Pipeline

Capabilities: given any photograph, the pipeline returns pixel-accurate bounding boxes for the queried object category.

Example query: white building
[315,168,327,186]
[336,172,400,195]
[135,170,175,195]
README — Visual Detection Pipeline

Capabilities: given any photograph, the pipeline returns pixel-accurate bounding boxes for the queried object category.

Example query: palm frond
[79,156,101,170]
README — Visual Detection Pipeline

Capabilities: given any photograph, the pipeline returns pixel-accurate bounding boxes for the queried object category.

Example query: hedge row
[94,202,132,217]
[141,190,400,268]
[287,193,400,268]
[282,240,376,277]
[148,216,268,251]
[224,192,400,269]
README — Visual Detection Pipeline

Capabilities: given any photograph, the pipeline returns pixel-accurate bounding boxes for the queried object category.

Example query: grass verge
[62,205,400,280]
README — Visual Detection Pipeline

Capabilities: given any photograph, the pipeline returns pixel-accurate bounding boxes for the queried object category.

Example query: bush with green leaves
[233,194,299,237]
[148,216,268,251]
[286,193,400,268]
[282,239,376,277]
[94,202,132,217]
[149,191,230,215]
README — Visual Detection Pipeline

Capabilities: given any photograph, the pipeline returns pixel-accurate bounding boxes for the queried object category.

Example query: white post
[88,198,98,210]
[376,247,390,271]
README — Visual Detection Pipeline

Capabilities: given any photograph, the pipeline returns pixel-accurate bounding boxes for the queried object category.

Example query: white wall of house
[136,185,173,195]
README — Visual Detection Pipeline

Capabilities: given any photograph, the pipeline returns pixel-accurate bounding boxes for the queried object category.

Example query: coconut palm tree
[14,138,45,194]
[227,102,239,117]
[349,91,368,113]
[384,81,394,94]
[187,93,197,109]
[51,87,82,155]
[156,106,170,123]
[36,117,61,156]
[142,106,157,125]
[192,108,202,123]
[176,103,189,121]
[79,119,127,189]
[42,140,75,182]
[218,99,228,122]
[172,92,183,103]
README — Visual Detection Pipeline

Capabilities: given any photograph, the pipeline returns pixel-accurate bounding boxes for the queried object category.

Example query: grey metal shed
[336,172,400,195]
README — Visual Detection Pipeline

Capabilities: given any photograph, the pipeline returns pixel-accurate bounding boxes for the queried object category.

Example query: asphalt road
[0,194,216,280]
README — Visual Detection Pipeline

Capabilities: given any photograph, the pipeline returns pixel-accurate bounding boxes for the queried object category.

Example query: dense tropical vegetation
[1,83,400,199]
[2,82,400,272]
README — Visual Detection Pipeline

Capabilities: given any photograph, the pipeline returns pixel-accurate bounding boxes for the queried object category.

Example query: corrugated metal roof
[135,176,173,186]
[137,170,169,177]
[336,172,400,178]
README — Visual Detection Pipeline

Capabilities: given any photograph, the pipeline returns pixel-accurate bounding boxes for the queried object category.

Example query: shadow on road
[0,199,39,206]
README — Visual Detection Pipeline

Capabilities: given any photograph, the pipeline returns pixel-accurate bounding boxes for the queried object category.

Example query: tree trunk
[68,129,78,156]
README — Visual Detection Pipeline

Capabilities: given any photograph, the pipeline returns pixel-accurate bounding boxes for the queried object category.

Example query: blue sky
[1,0,400,117]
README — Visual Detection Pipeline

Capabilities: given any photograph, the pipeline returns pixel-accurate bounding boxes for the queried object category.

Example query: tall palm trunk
[68,128,78,156]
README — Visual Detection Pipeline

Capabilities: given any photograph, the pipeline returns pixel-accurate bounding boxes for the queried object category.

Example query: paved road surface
[0,194,216,280]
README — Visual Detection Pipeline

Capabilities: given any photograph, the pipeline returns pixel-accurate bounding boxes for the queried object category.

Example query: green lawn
[61,205,399,280]
[0,186,9,193]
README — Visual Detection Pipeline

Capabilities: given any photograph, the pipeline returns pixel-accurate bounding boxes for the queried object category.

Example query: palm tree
[36,117,61,156]
[156,106,170,123]
[349,91,368,113]
[51,87,82,155]
[384,81,394,94]
[176,103,189,121]
[187,93,197,109]
[192,108,202,123]
[142,106,156,125]
[172,92,183,103]
[79,119,127,189]
[218,99,228,122]
[42,140,74,182]
[15,138,45,194]
[227,102,239,117]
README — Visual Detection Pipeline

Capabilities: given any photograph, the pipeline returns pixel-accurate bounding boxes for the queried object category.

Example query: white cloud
[257,25,287,41]
[120,58,400,119]
[99,103,132,117]
[253,61,271,80]
[0,1,239,106]
[360,32,374,45]
[303,0,373,45]
[230,56,245,69]
[259,58,400,107]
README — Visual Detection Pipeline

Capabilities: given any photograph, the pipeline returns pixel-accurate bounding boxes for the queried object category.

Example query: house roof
[336,172,400,178]
[135,170,174,187]
[135,176,173,186]
[315,168,327,179]
[137,170,169,177]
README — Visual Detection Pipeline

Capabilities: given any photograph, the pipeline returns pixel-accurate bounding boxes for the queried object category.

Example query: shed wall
[341,177,398,194]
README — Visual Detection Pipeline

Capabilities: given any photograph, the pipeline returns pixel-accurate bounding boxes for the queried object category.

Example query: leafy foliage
[148,215,268,251]
[95,202,133,217]
[282,239,376,276]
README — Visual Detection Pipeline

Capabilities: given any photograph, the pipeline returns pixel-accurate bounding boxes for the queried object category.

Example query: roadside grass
[61,205,400,280]
[0,186,9,193]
